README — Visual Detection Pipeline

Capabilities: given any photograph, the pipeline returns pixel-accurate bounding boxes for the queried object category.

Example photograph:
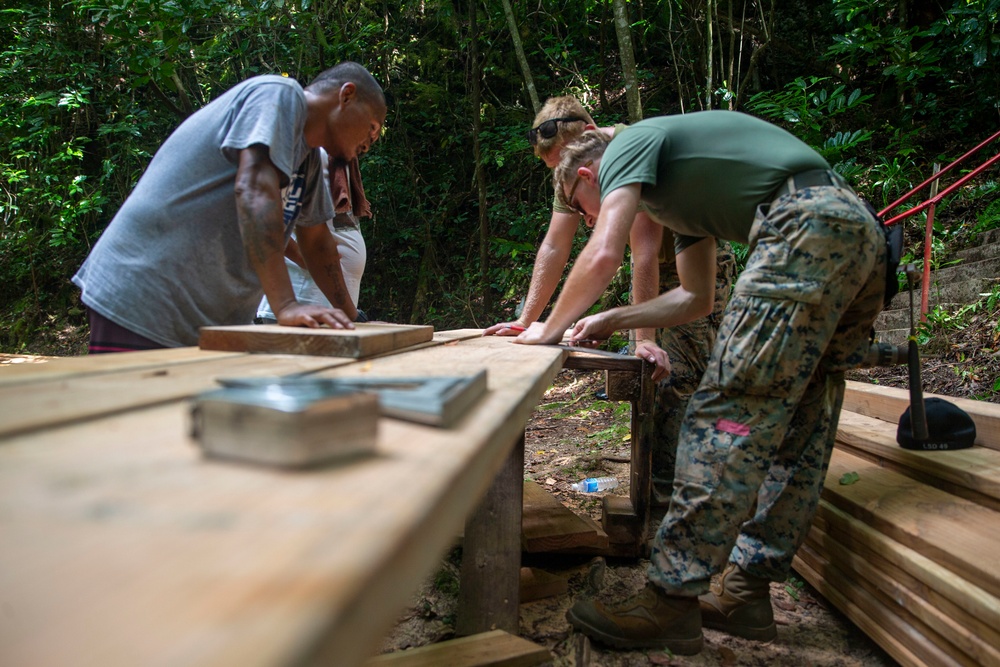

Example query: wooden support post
[457,433,525,635]
[629,360,655,536]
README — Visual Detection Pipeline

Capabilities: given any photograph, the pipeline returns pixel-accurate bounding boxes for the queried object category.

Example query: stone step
[954,241,1000,264]
[887,258,1000,311]
[875,328,910,346]
[875,303,962,331]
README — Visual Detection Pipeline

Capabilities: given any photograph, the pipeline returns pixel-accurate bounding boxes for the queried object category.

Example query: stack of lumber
[794,381,1000,667]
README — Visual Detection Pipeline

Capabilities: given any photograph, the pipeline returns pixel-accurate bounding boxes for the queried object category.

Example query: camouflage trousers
[648,185,887,595]
[650,239,737,502]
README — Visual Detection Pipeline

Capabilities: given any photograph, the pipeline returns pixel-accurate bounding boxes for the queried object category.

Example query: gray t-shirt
[73,75,334,347]
[598,112,829,253]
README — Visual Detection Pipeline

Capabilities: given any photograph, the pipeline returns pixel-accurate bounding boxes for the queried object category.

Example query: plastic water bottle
[571,477,619,493]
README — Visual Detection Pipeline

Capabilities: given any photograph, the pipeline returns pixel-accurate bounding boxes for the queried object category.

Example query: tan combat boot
[699,563,777,641]
[566,582,704,654]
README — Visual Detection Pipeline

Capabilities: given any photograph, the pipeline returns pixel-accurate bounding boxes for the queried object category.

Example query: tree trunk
[469,0,492,314]
[705,0,714,110]
[500,0,540,114]
[612,0,642,122]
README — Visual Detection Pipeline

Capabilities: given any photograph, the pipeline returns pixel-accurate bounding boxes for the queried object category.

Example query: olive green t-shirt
[551,123,630,215]
[598,111,829,253]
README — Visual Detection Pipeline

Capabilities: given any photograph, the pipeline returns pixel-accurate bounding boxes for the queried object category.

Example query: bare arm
[234,145,352,329]
[516,184,640,345]
[483,210,579,336]
[628,211,662,344]
[284,237,306,268]
[572,236,717,341]
[297,222,359,320]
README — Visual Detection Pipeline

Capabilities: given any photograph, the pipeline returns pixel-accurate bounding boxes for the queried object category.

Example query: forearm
[299,225,358,319]
[543,243,622,337]
[629,214,662,343]
[520,242,572,324]
[235,176,298,315]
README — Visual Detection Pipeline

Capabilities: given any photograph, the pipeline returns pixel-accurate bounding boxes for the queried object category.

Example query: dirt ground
[379,368,898,666]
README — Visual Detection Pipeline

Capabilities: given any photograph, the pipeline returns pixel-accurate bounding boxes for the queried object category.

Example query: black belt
[772,169,844,202]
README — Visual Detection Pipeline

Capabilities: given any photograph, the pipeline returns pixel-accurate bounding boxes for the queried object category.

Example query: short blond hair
[531,96,595,158]
[553,130,611,209]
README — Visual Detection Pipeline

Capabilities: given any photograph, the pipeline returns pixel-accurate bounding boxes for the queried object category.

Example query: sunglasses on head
[527,117,586,145]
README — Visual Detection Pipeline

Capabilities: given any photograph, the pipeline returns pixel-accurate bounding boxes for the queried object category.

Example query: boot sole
[566,608,704,655]
[702,618,777,642]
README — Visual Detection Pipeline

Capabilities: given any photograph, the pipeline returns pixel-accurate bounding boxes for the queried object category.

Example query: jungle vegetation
[2,0,998,360]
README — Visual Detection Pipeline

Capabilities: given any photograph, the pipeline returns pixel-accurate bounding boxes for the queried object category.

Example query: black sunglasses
[527,117,586,145]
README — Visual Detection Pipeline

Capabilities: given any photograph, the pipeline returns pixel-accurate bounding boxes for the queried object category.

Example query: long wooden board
[0,347,240,387]
[836,410,1000,511]
[814,501,1000,642]
[843,380,1000,451]
[199,323,434,358]
[805,525,998,666]
[521,480,608,552]
[0,337,564,667]
[0,353,354,439]
[365,630,551,667]
[824,448,1000,600]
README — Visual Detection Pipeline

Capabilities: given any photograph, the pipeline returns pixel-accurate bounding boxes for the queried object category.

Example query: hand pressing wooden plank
[842,380,1000,451]
[836,409,1000,511]
[199,323,434,358]
[824,448,1000,600]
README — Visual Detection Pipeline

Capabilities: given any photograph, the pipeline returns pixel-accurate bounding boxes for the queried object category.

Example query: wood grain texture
[521,480,608,552]
[199,323,434,358]
[836,409,1000,511]
[0,336,564,667]
[0,352,353,439]
[824,448,1000,600]
[794,544,960,667]
[365,630,551,667]
[805,524,998,666]
[843,380,1000,451]
[814,500,1000,647]
[0,347,239,386]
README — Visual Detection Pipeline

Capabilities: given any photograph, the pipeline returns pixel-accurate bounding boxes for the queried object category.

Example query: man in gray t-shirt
[73,61,386,350]
[515,113,886,655]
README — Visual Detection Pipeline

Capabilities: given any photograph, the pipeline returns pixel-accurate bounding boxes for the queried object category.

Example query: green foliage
[1,0,998,351]
[746,76,873,162]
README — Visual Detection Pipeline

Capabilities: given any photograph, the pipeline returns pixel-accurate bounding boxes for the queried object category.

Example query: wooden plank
[0,353,354,439]
[519,566,568,603]
[814,501,1000,649]
[836,410,1000,511]
[365,630,551,667]
[805,524,998,666]
[0,347,240,386]
[457,435,524,636]
[823,448,1000,600]
[794,544,960,667]
[521,480,609,552]
[0,336,564,667]
[810,501,1000,664]
[198,323,433,358]
[843,380,1000,451]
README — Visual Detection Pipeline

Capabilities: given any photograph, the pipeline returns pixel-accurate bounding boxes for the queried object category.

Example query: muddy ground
[379,369,898,666]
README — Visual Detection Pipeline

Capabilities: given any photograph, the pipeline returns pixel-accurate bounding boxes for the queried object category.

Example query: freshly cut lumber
[199,323,433,358]
[804,523,999,666]
[836,409,1000,511]
[521,480,609,552]
[0,352,353,439]
[519,566,568,603]
[0,347,239,387]
[824,448,1000,600]
[813,500,1000,650]
[843,380,1000,451]
[794,544,963,667]
[365,630,551,667]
